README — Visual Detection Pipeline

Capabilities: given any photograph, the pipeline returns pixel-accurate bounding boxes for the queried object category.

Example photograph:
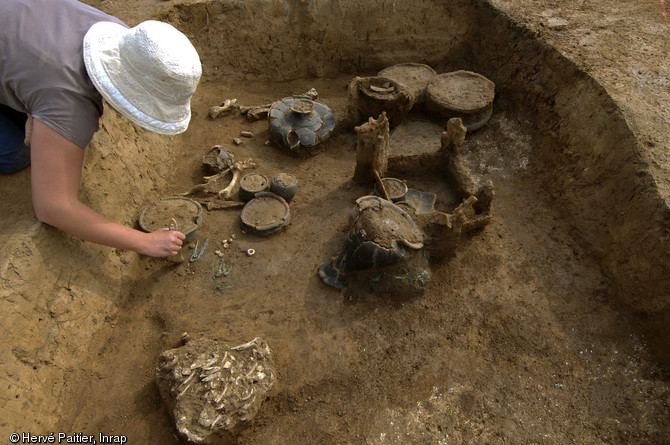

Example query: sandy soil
[1,0,668,444]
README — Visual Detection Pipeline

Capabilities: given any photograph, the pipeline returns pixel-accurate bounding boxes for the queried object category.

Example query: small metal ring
[247,248,255,256]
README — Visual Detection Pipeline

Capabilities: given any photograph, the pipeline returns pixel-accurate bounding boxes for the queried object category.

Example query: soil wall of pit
[464,4,670,369]
[159,0,475,81]
[0,113,179,432]
[1,0,668,437]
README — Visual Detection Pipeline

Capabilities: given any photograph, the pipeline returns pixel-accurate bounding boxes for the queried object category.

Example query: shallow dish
[138,196,202,243]
[240,192,290,235]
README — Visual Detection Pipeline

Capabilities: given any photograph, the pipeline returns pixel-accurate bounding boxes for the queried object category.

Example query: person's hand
[24,114,33,147]
[143,228,186,257]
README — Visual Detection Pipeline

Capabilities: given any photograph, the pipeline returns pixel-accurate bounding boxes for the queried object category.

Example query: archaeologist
[0,0,202,257]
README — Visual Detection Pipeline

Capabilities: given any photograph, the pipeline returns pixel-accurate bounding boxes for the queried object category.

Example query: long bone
[209,99,239,119]
[218,88,320,121]
[181,167,232,197]
[218,159,256,200]
[181,147,235,197]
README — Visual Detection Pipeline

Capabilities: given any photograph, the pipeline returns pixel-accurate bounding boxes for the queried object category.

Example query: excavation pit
[1,0,669,443]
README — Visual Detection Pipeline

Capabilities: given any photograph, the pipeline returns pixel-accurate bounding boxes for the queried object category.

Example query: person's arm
[29,118,184,257]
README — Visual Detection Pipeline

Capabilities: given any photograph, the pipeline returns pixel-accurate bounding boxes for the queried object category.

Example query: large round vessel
[268,97,335,154]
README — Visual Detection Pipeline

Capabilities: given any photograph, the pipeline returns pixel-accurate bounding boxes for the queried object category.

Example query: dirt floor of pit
[1,0,669,444]
[51,76,670,443]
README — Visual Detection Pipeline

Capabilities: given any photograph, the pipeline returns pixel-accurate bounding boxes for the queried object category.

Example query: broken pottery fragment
[319,195,424,289]
[347,76,414,129]
[155,337,276,443]
[350,248,432,299]
[399,188,437,215]
[268,97,335,154]
[201,145,232,174]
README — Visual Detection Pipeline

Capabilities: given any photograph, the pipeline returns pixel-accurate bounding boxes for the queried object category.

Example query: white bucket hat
[83,20,202,135]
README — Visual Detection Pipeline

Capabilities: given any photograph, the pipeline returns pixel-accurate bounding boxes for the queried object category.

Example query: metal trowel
[167,217,185,263]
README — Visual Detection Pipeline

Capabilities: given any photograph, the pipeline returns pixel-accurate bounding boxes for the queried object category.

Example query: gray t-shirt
[0,0,127,148]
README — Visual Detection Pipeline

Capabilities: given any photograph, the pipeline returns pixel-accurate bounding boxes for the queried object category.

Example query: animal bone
[209,99,239,119]
[155,337,275,443]
[218,159,256,200]
[182,148,247,199]
[239,105,271,121]
[239,88,319,121]
[296,88,319,100]
[181,168,232,197]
